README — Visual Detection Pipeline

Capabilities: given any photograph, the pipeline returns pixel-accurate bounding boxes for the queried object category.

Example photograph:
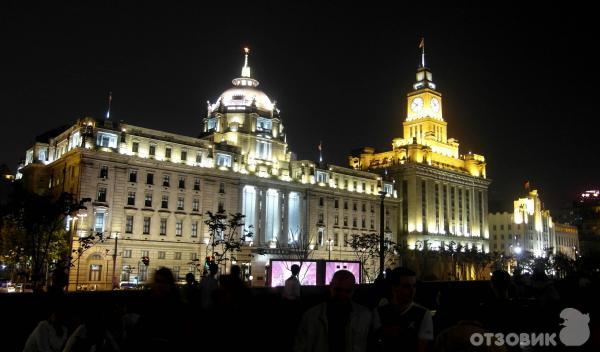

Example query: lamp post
[378,190,387,280]
[111,232,120,290]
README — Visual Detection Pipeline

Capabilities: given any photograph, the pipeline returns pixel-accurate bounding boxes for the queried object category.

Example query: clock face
[410,97,424,112]
[430,97,440,113]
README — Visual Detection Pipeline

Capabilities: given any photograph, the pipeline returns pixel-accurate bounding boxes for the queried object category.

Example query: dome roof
[208,48,276,114]
[213,86,274,112]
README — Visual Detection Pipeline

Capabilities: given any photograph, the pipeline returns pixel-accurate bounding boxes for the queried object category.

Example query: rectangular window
[256,140,272,160]
[123,249,132,258]
[144,193,152,207]
[149,145,156,156]
[362,218,366,228]
[165,147,172,159]
[216,154,232,167]
[191,222,198,237]
[97,187,107,202]
[160,219,167,235]
[344,201,348,210]
[192,198,200,212]
[371,218,374,229]
[319,197,324,206]
[127,192,136,206]
[334,214,339,225]
[125,216,133,233]
[96,132,118,148]
[174,252,182,260]
[162,175,170,187]
[219,183,225,194]
[146,173,154,185]
[344,234,348,247]
[158,251,165,259]
[94,212,105,233]
[190,252,197,261]
[194,177,201,191]
[99,165,108,179]
[362,203,366,212]
[352,218,357,228]
[89,264,102,281]
[161,195,169,209]
[178,176,185,189]
[344,216,348,227]
[143,217,151,234]
[129,170,137,183]
[318,213,324,223]
[176,221,183,236]
[132,142,139,153]
[177,196,184,210]
[218,201,225,213]
[256,117,272,131]
[181,150,187,162]
[334,199,339,208]
[196,152,202,164]
[353,203,357,211]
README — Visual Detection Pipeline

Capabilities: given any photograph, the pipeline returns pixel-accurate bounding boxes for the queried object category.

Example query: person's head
[185,272,195,285]
[329,270,356,303]
[209,263,219,276]
[389,267,417,306]
[230,265,241,279]
[291,264,300,277]
[491,270,511,298]
[152,267,176,298]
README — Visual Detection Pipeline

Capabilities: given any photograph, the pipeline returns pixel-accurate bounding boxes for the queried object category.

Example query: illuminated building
[349,51,490,254]
[573,190,600,256]
[19,49,400,289]
[489,188,578,259]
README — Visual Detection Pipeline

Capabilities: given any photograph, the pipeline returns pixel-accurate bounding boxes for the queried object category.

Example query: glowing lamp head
[513,246,522,255]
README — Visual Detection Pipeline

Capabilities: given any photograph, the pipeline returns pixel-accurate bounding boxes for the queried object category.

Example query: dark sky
[1,2,598,213]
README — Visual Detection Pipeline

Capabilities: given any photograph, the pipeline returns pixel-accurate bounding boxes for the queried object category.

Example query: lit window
[96,132,118,148]
[216,154,232,167]
[94,212,105,233]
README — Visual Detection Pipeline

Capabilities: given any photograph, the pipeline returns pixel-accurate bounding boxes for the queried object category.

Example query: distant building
[489,189,579,260]
[554,222,579,260]
[573,190,600,256]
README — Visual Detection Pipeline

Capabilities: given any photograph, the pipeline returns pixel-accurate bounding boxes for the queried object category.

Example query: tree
[346,233,395,283]
[201,211,252,275]
[272,229,315,283]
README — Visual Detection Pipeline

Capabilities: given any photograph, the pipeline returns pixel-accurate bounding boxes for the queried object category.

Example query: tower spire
[419,37,425,68]
[241,47,251,78]
[105,91,112,119]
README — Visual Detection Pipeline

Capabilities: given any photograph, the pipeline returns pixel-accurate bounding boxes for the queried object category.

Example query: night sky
[1,2,598,213]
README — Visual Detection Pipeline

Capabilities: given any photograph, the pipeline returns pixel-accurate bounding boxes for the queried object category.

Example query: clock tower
[403,47,447,146]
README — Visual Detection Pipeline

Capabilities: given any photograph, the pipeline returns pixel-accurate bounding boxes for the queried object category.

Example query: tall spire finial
[419,37,425,68]
[241,47,251,77]
[105,91,112,119]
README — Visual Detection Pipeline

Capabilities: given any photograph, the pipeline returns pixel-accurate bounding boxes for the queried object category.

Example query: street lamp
[110,232,120,290]
[378,189,386,280]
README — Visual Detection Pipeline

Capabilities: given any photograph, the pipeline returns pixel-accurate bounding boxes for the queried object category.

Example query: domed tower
[203,48,290,175]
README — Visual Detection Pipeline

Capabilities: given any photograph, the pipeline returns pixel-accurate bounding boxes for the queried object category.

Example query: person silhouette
[283,264,301,301]
[294,270,377,352]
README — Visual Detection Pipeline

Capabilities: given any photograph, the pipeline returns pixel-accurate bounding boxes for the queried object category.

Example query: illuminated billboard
[324,261,361,285]
[269,260,317,287]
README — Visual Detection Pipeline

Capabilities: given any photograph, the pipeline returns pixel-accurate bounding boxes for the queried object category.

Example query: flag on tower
[419,37,425,49]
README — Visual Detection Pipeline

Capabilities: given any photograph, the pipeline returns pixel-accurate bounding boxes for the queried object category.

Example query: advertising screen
[270,260,317,287]
[324,261,361,285]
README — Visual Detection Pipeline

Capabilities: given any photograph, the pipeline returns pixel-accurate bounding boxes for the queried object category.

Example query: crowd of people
[19,264,598,352]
